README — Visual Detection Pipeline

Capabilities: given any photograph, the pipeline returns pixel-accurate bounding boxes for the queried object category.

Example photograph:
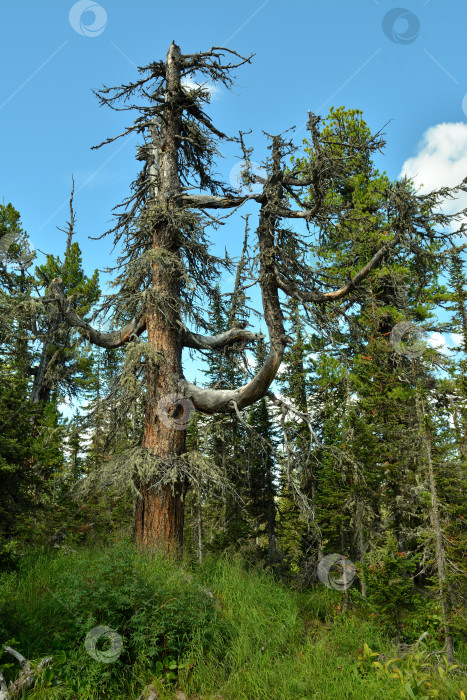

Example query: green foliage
[1,84,467,700]
[0,367,66,567]
[362,535,424,641]
[358,642,460,699]
[0,544,465,699]
[0,200,103,567]
[0,542,228,698]
[0,201,35,276]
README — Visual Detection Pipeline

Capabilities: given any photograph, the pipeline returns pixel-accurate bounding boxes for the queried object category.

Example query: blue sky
[1,0,467,389]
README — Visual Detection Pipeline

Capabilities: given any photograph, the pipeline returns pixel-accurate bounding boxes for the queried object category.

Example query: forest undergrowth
[0,540,465,699]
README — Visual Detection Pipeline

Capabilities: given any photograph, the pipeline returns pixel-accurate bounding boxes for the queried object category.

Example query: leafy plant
[357,641,386,677]
[360,641,459,699]
[154,655,184,684]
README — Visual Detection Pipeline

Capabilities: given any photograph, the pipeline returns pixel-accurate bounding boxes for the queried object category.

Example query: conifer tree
[0,204,66,561]
[276,298,313,573]
[47,43,466,554]
[446,251,467,450]
[246,335,278,559]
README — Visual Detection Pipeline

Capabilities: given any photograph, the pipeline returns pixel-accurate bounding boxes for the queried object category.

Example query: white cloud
[399,122,467,233]
[451,332,464,347]
[181,78,220,100]
[246,353,255,368]
[428,331,449,354]
[427,331,465,355]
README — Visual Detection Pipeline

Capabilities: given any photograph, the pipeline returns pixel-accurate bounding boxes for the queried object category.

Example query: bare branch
[55,176,76,257]
[49,278,146,348]
[181,193,262,209]
[182,324,263,350]
[3,647,29,670]
[179,340,284,413]
[228,216,250,328]
[179,138,293,415]
[1,647,53,699]
[266,390,322,447]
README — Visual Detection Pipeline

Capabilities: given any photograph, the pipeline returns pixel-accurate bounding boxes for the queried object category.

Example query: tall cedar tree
[48,43,467,554]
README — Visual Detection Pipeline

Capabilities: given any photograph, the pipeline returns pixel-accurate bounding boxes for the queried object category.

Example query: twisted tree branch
[48,278,146,348]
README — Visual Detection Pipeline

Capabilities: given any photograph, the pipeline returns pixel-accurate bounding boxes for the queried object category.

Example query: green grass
[0,542,465,699]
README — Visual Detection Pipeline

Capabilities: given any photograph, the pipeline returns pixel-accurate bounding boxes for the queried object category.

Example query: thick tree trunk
[134,482,184,551]
[133,306,186,553]
[133,42,186,555]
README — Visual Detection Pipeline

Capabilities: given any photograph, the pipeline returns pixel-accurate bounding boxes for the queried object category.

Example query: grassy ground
[0,542,465,699]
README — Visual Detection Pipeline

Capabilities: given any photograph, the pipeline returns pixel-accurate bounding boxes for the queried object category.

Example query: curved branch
[180,137,291,414]
[275,228,402,302]
[182,324,263,350]
[179,326,289,414]
[3,647,29,671]
[49,278,146,348]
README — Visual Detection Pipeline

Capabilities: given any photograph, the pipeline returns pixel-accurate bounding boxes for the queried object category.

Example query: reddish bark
[133,42,186,555]
[133,482,184,554]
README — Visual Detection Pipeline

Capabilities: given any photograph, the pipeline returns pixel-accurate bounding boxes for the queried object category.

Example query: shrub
[0,542,230,698]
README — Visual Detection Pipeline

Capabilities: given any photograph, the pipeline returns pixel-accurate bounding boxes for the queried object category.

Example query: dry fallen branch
[0,646,53,698]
